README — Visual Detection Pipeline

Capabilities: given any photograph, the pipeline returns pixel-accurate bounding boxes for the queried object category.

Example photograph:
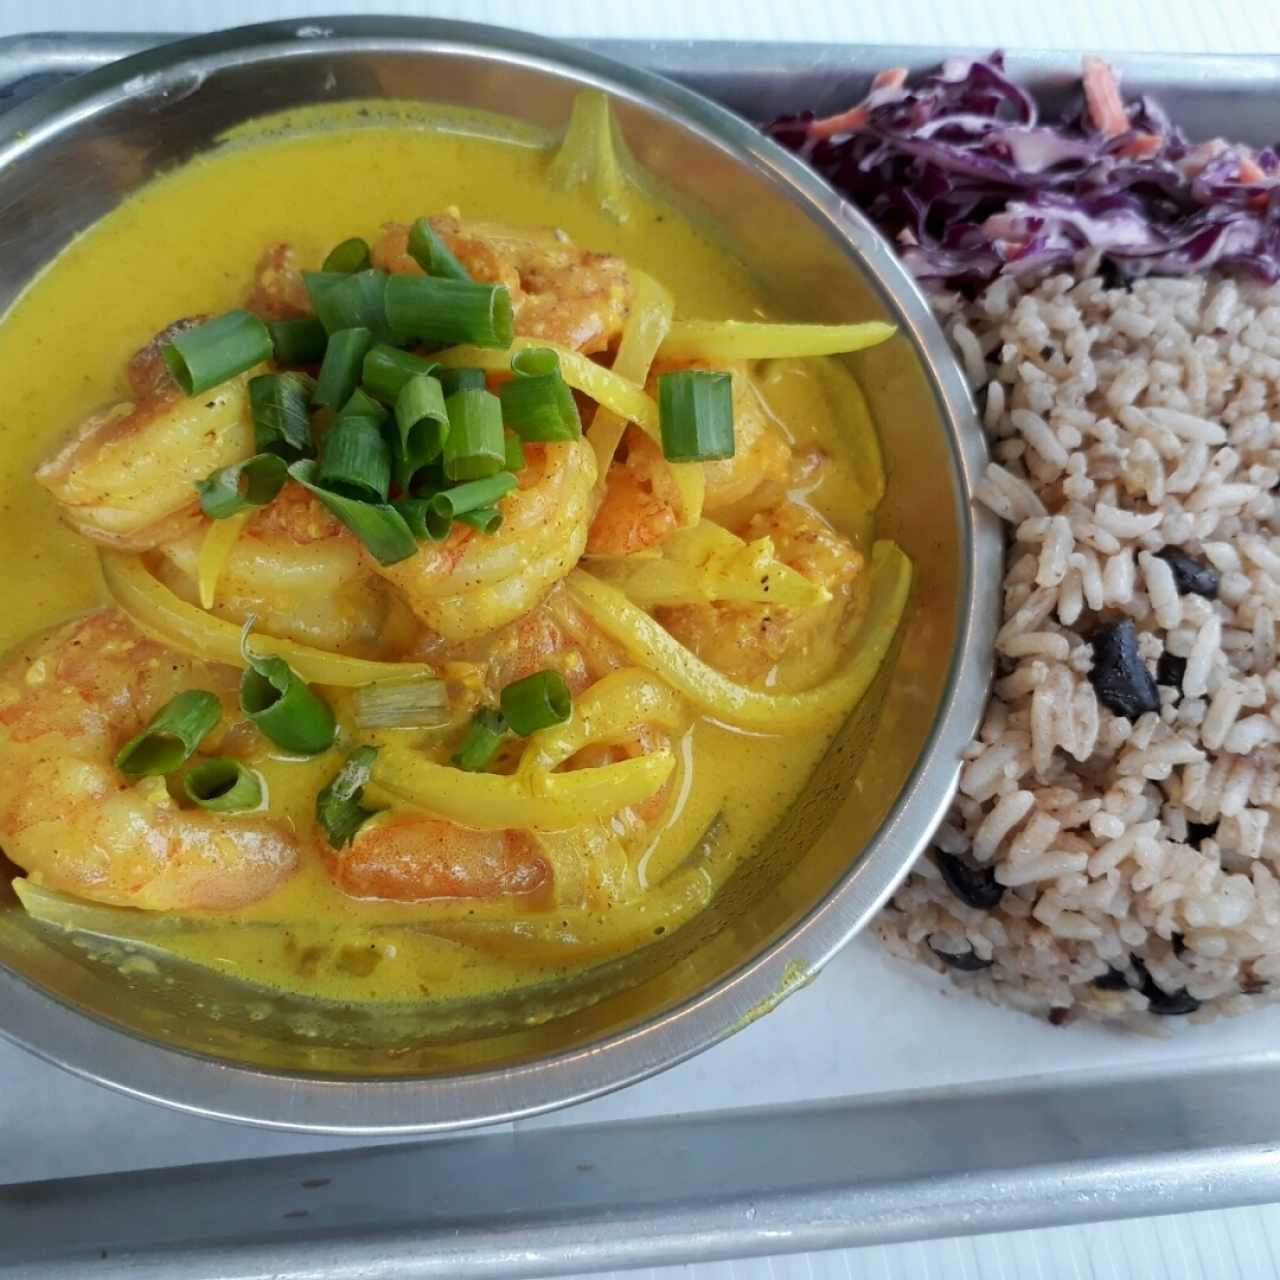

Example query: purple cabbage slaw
[766,53,1280,292]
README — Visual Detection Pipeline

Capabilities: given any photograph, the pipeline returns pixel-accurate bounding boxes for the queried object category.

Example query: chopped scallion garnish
[451,708,507,772]
[196,452,289,519]
[250,372,314,458]
[336,386,390,427]
[239,619,337,756]
[503,431,527,474]
[183,757,263,812]
[316,746,381,849]
[442,388,506,481]
[392,497,449,542]
[407,217,472,280]
[384,275,514,349]
[162,310,272,395]
[288,460,418,565]
[362,344,439,403]
[322,237,372,274]
[353,676,450,730]
[313,326,373,410]
[393,374,449,490]
[304,269,391,342]
[456,505,504,534]
[428,472,517,527]
[115,690,222,778]
[316,416,391,504]
[500,669,572,736]
[500,346,582,442]
[437,366,487,397]
[657,369,736,462]
[268,316,328,366]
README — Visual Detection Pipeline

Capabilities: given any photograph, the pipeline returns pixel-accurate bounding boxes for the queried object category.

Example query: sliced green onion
[336,386,390,427]
[162,310,272,396]
[304,269,390,341]
[393,374,449,490]
[392,498,449,542]
[362,344,439,403]
[183,757,263,812]
[407,217,471,280]
[500,669,572,735]
[268,316,328,366]
[115,690,222,778]
[353,676,450,730]
[316,416,391,503]
[511,347,560,378]
[456,506,503,534]
[314,326,373,410]
[239,619,337,756]
[503,431,527,473]
[500,365,582,443]
[323,237,372,274]
[289,460,418,565]
[437,366,487,397]
[196,452,288,519]
[442,388,506,481]
[250,372,314,458]
[658,369,735,462]
[429,472,517,524]
[384,275,514,350]
[316,746,381,849]
[451,708,507,772]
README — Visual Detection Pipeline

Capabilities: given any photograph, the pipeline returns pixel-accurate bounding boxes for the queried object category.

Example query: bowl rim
[0,13,1002,1134]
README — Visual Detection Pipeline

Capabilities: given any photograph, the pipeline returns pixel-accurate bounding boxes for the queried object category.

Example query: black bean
[1089,619,1160,720]
[933,849,1005,910]
[1048,1007,1070,1026]
[1131,956,1200,1016]
[1156,548,1219,599]
[1156,650,1187,689]
[1039,344,1055,361]
[1185,820,1218,850]
[1092,966,1131,991]
[927,937,993,971]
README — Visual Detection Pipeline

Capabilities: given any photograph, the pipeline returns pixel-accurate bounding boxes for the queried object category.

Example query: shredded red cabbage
[766,53,1280,292]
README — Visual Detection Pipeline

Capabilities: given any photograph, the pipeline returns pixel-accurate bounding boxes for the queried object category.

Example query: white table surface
[3,2,1280,1277]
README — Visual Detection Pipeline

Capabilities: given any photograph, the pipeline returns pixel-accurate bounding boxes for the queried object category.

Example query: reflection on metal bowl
[0,15,999,1133]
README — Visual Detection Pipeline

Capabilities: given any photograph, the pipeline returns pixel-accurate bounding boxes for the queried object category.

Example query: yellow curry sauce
[0,109,885,1005]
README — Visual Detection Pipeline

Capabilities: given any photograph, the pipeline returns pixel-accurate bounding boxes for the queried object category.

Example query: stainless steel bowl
[0,16,1000,1133]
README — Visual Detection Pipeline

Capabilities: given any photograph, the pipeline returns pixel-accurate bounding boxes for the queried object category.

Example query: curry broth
[0,114,881,1004]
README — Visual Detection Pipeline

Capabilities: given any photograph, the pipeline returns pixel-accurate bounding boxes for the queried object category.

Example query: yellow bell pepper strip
[565,539,913,733]
[99,549,435,688]
[657,319,896,362]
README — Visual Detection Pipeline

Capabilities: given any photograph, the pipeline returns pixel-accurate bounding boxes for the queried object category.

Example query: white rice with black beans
[875,253,1280,1025]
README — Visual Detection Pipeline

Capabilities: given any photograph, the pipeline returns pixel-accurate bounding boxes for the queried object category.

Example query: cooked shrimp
[0,610,296,910]
[657,500,862,683]
[373,215,632,354]
[36,321,255,550]
[329,816,547,902]
[374,439,598,642]
[247,242,312,320]
[701,363,792,513]
[586,428,681,556]
[153,482,412,657]
[587,364,792,555]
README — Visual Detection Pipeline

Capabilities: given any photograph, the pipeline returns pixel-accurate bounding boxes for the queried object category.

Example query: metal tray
[3,31,1280,1279]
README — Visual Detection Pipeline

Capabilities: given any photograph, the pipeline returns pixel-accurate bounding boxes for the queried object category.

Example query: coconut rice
[875,257,1280,1025]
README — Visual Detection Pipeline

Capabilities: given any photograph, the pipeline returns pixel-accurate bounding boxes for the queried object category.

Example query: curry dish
[0,96,909,1005]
